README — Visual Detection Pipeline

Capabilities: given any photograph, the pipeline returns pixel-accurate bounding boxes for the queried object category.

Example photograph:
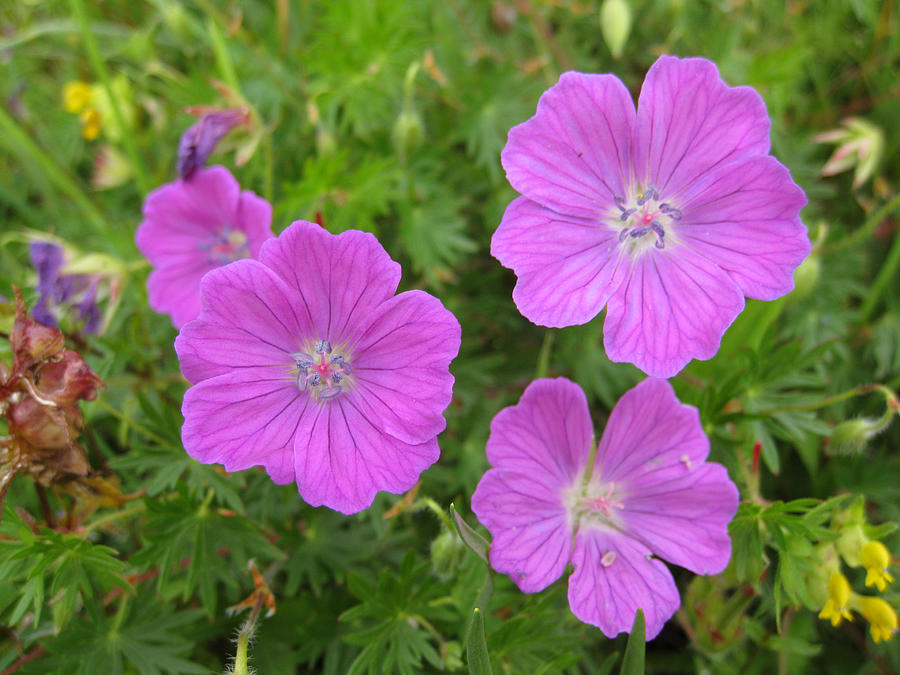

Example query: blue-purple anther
[197,226,251,265]
[292,341,352,400]
[613,184,679,251]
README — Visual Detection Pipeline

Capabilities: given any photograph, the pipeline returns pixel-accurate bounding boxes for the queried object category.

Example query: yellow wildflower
[79,108,102,141]
[860,541,894,592]
[818,572,853,627]
[858,596,898,643]
[63,81,92,114]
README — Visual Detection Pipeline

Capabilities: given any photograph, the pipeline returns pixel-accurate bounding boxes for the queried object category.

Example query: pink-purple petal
[472,468,572,593]
[485,378,592,486]
[595,378,710,488]
[258,221,401,342]
[622,463,739,576]
[292,399,440,514]
[145,262,210,330]
[181,368,303,485]
[236,190,276,258]
[175,259,308,383]
[635,56,771,196]
[502,71,637,218]
[491,197,630,327]
[568,529,679,640]
[677,155,810,300]
[603,247,745,378]
[350,290,460,444]
[140,166,241,241]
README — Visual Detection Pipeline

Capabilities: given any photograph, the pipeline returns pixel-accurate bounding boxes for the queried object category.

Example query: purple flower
[177,108,249,179]
[29,242,101,334]
[136,166,274,329]
[492,56,810,377]
[174,220,461,514]
[471,377,739,639]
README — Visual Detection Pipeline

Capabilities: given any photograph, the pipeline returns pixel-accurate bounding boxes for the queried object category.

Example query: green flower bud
[316,125,337,158]
[790,253,820,301]
[600,0,632,59]
[430,529,464,580]
[393,109,424,157]
[831,417,888,455]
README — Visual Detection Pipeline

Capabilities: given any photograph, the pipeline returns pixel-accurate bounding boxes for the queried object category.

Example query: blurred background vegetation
[1,0,899,673]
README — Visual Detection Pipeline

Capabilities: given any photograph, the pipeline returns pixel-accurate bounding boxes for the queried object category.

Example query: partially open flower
[818,572,853,627]
[860,541,894,592]
[856,596,898,643]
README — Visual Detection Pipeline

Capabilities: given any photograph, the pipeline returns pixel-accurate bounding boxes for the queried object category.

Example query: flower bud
[815,117,884,189]
[316,125,337,158]
[836,522,867,567]
[830,417,887,454]
[600,0,632,59]
[790,253,820,301]
[860,541,894,592]
[177,108,249,178]
[856,596,898,643]
[430,529,465,580]
[818,572,853,627]
[393,109,424,157]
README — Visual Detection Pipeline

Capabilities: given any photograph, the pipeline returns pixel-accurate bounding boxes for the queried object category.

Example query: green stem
[109,594,130,636]
[534,331,554,380]
[581,439,599,487]
[83,502,146,533]
[92,398,170,446]
[0,105,107,232]
[263,132,274,204]
[206,18,241,94]
[759,384,895,415]
[419,497,455,532]
[408,613,447,649]
[825,193,900,254]
[860,226,900,322]
[232,591,265,675]
[69,0,150,194]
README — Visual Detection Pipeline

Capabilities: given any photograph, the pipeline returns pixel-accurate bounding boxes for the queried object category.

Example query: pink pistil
[587,484,623,516]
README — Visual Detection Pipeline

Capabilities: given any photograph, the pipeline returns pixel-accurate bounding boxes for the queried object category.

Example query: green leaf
[618,609,645,675]
[451,503,489,563]
[467,608,492,675]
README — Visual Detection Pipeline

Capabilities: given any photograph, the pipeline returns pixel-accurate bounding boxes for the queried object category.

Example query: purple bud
[176,108,248,179]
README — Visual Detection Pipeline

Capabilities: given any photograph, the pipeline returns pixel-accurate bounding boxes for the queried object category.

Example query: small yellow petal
[79,108,102,140]
[860,541,893,590]
[63,81,92,114]
[859,596,898,643]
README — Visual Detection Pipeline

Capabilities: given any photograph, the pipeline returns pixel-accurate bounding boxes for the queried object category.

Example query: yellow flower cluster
[63,81,101,140]
[815,532,897,643]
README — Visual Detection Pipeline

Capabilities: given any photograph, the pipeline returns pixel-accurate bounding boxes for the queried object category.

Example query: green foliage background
[1,0,899,673]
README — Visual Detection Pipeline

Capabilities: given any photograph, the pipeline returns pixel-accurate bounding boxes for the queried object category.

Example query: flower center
[291,340,353,401]
[612,184,682,254]
[564,479,626,533]
[199,226,250,265]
